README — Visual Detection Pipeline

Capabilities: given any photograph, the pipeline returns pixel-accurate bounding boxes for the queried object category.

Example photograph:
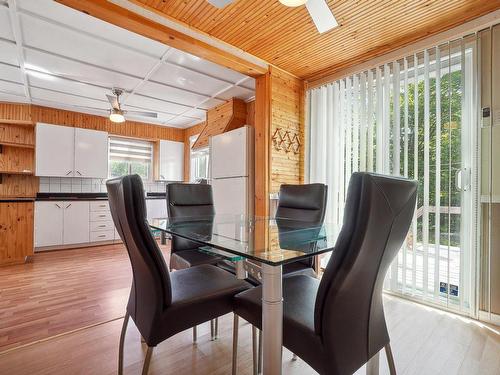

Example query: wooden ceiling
[133,0,500,81]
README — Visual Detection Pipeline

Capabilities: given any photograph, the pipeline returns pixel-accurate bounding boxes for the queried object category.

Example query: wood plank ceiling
[133,0,500,81]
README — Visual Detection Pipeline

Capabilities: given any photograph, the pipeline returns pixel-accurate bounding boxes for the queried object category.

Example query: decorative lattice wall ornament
[272,127,301,154]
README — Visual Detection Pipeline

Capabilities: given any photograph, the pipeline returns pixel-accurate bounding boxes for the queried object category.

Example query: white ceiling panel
[19,14,159,78]
[30,87,109,111]
[17,0,167,58]
[198,98,226,110]
[27,73,108,102]
[150,63,229,97]
[0,4,14,41]
[167,116,200,127]
[0,63,22,83]
[0,91,27,103]
[124,94,196,116]
[23,48,140,91]
[217,86,255,101]
[0,39,19,66]
[168,49,252,85]
[0,79,25,96]
[137,81,209,107]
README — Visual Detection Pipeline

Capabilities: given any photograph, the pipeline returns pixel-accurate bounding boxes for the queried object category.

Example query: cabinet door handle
[98,235,106,238]
[55,203,61,208]
[76,170,82,176]
[66,170,72,176]
[98,225,106,228]
[98,214,106,218]
[65,204,72,209]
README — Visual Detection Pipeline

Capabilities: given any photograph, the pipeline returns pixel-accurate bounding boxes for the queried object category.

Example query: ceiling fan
[106,88,158,123]
[206,0,338,34]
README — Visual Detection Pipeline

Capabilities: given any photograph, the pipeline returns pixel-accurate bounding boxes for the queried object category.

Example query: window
[108,137,153,181]
[189,134,210,182]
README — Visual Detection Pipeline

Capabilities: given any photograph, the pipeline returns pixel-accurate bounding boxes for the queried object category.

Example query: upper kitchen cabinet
[74,128,108,178]
[36,123,74,177]
[157,140,183,181]
[36,123,108,178]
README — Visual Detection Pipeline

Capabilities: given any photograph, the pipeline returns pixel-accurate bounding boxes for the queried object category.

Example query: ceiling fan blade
[124,110,158,119]
[106,94,119,110]
[206,0,234,8]
[306,0,338,34]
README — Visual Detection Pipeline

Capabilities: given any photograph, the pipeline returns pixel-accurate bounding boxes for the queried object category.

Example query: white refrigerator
[210,125,254,218]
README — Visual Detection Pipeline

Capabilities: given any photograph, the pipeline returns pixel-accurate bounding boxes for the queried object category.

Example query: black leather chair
[106,175,250,375]
[233,173,417,375]
[276,183,328,278]
[166,183,222,271]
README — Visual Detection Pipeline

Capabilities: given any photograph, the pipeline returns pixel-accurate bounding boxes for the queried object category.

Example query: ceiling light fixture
[109,108,125,123]
[279,0,307,7]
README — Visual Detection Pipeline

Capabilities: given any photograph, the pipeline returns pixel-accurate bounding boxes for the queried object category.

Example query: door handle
[55,203,61,208]
[66,170,72,176]
[65,204,72,209]
[455,168,471,192]
[76,170,82,176]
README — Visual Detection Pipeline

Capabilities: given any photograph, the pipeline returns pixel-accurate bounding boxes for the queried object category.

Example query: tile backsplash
[39,177,167,194]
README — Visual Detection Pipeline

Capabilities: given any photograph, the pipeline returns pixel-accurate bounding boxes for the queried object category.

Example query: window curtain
[307,36,478,313]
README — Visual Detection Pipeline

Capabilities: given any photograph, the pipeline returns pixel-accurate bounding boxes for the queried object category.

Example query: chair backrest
[314,173,417,375]
[276,183,327,267]
[276,183,327,223]
[106,175,172,340]
[166,183,215,253]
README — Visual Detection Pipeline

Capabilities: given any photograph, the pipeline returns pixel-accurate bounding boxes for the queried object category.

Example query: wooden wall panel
[0,103,31,122]
[192,98,247,149]
[0,147,35,174]
[31,105,184,142]
[246,100,255,126]
[0,175,38,197]
[183,121,206,182]
[269,67,304,193]
[0,201,34,265]
[0,123,35,147]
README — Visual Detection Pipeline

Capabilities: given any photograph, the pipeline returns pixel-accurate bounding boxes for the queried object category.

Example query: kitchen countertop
[0,197,36,203]
[36,192,166,201]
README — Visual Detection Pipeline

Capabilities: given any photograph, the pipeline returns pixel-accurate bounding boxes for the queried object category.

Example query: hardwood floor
[0,243,169,351]
[0,243,499,374]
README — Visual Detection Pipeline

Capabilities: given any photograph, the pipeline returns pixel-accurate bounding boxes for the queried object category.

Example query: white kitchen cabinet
[63,202,90,245]
[35,123,109,178]
[34,201,64,247]
[36,123,75,177]
[74,128,108,178]
[146,199,167,221]
[158,140,184,181]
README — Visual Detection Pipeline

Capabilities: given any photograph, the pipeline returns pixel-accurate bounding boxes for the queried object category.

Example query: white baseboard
[478,310,500,327]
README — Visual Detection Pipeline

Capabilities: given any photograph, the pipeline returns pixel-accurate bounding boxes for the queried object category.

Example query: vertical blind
[308,35,478,313]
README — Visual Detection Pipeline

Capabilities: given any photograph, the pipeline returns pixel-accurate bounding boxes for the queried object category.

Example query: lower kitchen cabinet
[34,201,64,247]
[0,201,34,265]
[63,202,89,245]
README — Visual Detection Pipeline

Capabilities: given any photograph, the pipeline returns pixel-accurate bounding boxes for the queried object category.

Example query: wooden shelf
[0,119,34,126]
[0,141,35,149]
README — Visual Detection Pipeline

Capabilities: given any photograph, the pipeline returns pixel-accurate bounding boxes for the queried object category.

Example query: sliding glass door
[308,36,478,314]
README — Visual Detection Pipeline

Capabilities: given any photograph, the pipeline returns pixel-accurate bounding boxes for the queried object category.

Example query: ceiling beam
[55,0,268,78]
[7,0,30,101]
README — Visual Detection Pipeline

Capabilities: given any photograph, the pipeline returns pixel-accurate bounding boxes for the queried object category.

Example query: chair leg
[118,312,129,375]
[142,346,154,375]
[215,317,219,339]
[141,335,146,344]
[211,319,215,341]
[385,343,397,375]
[258,329,262,375]
[232,314,239,375]
[252,326,258,375]
[193,325,197,344]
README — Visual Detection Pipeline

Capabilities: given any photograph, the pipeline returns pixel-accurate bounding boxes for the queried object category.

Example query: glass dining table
[149,214,338,375]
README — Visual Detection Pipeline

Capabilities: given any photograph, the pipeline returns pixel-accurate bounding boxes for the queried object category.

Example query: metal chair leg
[232,314,239,375]
[118,312,129,375]
[193,325,197,344]
[252,326,258,375]
[142,346,154,375]
[215,317,219,339]
[258,329,262,375]
[211,319,215,341]
[385,343,397,375]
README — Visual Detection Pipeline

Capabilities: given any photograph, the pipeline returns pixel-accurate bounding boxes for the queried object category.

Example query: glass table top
[149,215,338,266]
